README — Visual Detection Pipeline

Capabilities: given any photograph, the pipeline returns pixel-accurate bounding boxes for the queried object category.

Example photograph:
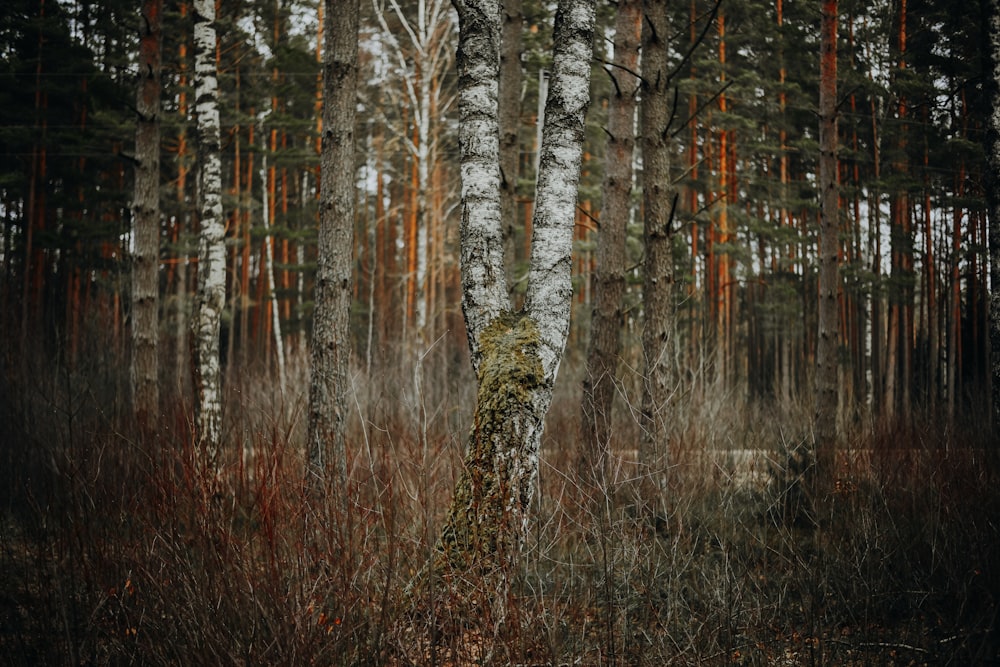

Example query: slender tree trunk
[415,61,432,340]
[639,0,676,497]
[438,0,595,589]
[307,0,359,485]
[260,143,286,395]
[923,164,939,405]
[131,0,163,424]
[949,164,965,419]
[22,0,46,352]
[777,0,793,409]
[580,0,640,483]
[815,0,839,449]
[887,0,913,424]
[869,97,883,414]
[687,6,701,385]
[192,0,226,460]
[239,121,254,369]
[982,0,1000,426]
[173,2,191,397]
[716,14,731,386]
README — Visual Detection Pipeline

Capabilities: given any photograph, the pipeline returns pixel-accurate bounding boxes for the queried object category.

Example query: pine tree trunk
[777,0,792,408]
[225,75,240,377]
[22,0,46,351]
[438,0,595,586]
[949,166,965,418]
[240,125,253,369]
[580,0,640,482]
[869,98,883,414]
[815,0,839,448]
[715,14,731,386]
[131,0,162,425]
[982,0,1000,426]
[889,0,913,423]
[639,0,675,495]
[173,3,191,397]
[307,0,359,485]
[923,171,939,405]
[192,0,226,459]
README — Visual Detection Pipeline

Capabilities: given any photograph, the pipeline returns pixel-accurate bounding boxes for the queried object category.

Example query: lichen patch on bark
[437,312,546,573]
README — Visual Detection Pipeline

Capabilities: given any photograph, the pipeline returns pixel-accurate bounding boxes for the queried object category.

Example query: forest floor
[1,363,998,665]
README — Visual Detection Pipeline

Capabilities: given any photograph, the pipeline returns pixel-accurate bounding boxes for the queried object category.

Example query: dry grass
[1,346,998,665]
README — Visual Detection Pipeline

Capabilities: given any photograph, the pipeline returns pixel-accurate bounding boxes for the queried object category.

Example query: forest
[1,0,999,663]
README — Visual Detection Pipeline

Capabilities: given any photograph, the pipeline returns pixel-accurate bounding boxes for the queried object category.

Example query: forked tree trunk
[192,0,226,460]
[580,0,640,483]
[307,0,359,485]
[815,0,839,449]
[438,0,595,579]
[131,0,162,424]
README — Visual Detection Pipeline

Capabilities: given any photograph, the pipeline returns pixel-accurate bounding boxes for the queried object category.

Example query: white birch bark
[522,0,595,380]
[453,0,511,362]
[260,141,286,395]
[372,0,454,340]
[437,0,595,587]
[192,0,226,458]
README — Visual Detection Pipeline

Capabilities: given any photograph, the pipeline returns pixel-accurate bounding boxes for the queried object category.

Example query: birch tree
[307,0,359,484]
[435,0,595,580]
[131,0,162,424]
[192,0,225,459]
[372,0,455,340]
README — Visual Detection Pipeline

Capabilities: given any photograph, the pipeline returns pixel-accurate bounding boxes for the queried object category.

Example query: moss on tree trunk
[437,312,546,574]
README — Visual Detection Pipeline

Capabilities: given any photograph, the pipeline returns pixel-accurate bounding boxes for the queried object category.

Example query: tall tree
[580,0,641,482]
[131,0,163,424]
[815,0,839,448]
[436,0,596,587]
[192,0,226,460]
[983,0,1000,426]
[885,0,913,422]
[307,0,359,485]
[639,0,676,495]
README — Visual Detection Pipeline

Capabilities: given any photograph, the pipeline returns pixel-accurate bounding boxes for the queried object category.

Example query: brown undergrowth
[1,350,998,665]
